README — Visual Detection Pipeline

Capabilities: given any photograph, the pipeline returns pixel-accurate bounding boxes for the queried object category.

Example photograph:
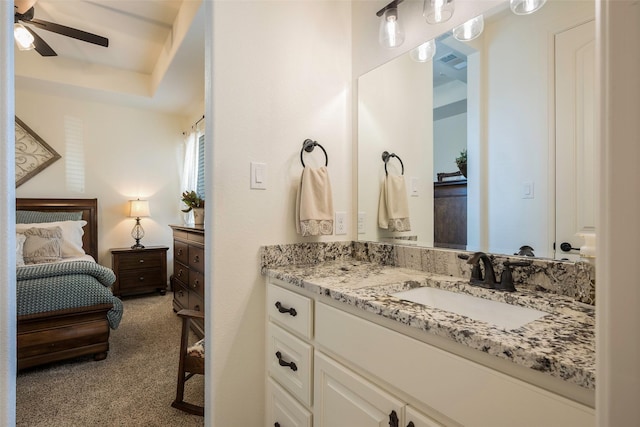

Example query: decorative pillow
[16,210,83,224]
[22,227,63,264]
[16,220,87,258]
[16,233,26,267]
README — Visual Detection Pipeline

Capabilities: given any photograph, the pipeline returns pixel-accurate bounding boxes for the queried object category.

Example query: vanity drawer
[267,322,313,407]
[266,377,312,427]
[267,282,313,340]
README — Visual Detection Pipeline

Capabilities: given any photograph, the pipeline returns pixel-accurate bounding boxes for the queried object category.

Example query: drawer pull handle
[194,305,201,311]
[177,249,183,256]
[177,269,183,277]
[389,410,399,427]
[274,301,297,317]
[275,351,297,372]
[192,280,199,288]
[193,255,200,263]
[177,290,184,297]
[138,277,145,281]
[139,259,145,263]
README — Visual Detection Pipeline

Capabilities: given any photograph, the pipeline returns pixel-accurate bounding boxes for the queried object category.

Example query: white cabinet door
[314,352,404,427]
[405,406,443,427]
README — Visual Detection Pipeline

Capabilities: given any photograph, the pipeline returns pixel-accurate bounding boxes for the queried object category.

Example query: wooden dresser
[434,180,467,250]
[170,225,205,338]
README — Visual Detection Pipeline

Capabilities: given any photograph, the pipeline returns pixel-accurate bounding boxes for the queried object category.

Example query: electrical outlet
[358,212,366,234]
[335,211,347,235]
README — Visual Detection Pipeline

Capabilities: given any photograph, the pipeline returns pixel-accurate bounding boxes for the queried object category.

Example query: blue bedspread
[17,260,123,329]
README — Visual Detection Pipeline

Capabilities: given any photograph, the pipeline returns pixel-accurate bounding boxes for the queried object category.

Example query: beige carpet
[16,293,204,426]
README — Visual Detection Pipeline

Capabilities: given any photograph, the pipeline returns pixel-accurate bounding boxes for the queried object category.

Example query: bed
[16,198,123,370]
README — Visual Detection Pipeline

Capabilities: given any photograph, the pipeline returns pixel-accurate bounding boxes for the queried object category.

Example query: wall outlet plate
[335,211,347,235]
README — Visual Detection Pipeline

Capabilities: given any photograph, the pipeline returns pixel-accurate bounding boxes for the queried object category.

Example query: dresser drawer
[118,269,164,289]
[173,280,189,308]
[117,251,163,270]
[174,241,189,265]
[189,270,205,297]
[173,261,189,285]
[267,322,313,407]
[267,282,313,340]
[189,246,205,272]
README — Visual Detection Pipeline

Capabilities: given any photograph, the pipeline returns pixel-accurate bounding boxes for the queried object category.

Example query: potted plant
[455,149,467,178]
[181,191,205,225]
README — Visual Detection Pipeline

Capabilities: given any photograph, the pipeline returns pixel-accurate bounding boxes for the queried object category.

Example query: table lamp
[129,199,150,249]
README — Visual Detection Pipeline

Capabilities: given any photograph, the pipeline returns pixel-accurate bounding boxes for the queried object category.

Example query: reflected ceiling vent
[438,52,467,70]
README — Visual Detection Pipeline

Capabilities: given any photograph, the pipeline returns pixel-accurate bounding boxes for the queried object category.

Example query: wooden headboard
[16,198,99,260]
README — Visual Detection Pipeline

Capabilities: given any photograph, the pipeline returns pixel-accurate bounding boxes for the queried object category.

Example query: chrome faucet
[465,252,532,292]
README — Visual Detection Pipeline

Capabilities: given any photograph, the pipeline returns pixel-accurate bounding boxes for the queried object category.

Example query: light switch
[251,162,267,190]
[410,177,419,197]
[522,181,534,199]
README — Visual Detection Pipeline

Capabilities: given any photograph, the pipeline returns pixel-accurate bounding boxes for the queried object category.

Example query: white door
[314,352,404,427]
[555,20,596,260]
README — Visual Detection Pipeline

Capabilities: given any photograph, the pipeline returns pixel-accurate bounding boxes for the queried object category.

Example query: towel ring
[382,151,404,176]
[300,139,328,167]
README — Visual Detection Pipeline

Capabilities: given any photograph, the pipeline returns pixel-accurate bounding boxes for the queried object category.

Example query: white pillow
[16,233,26,267]
[16,220,87,258]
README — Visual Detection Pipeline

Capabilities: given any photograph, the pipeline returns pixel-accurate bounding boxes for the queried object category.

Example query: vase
[192,207,205,225]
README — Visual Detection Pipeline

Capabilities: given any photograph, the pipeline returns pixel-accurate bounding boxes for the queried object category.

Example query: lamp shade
[129,199,150,218]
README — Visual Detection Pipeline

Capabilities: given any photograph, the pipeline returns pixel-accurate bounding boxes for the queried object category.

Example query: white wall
[358,52,433,243]
[433,114,467,180]
[15,86,185,268]
[207,1,352,424]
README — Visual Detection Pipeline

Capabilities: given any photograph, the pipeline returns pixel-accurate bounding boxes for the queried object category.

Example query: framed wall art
[15,117,61,187]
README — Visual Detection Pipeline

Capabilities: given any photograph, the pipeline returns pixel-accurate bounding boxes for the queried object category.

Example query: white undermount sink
[391,286,548,330]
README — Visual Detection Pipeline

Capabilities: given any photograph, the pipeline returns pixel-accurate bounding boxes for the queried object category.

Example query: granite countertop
[265,259,595,390]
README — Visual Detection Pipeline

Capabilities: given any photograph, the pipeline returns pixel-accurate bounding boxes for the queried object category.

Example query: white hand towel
[296,166,334,236]
[378,174,411,231]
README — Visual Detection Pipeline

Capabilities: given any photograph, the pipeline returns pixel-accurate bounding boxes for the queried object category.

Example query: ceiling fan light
[510,0,547,15]
[453,15,484,42]
[14,23,35,51]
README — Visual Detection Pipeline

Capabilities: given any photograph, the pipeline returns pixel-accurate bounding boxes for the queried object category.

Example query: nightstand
[110,246,169,297]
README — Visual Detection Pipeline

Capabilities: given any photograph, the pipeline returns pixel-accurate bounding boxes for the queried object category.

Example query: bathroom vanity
[262,242,595,427]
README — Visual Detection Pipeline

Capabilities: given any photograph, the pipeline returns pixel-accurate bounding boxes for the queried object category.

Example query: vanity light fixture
[13,23,35,51]
[423,0,455,25]
[453,15,484,42]
[377,0,405,49]
[129,199,151,249]
[510,0,547,15]
[410,39,437,62]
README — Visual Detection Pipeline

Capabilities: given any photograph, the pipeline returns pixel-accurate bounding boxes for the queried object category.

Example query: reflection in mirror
[357,0,596,260]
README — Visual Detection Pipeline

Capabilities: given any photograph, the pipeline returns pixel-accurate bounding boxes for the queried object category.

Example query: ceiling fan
[14,0,109,57]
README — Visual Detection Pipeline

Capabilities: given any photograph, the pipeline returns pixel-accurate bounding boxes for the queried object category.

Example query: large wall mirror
[357,0,596,260]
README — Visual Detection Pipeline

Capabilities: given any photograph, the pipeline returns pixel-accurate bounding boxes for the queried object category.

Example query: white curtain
[181,120,205,193]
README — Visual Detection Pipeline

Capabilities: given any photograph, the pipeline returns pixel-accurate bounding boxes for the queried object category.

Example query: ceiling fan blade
[28,18,109,48]
[24,26,57,57]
